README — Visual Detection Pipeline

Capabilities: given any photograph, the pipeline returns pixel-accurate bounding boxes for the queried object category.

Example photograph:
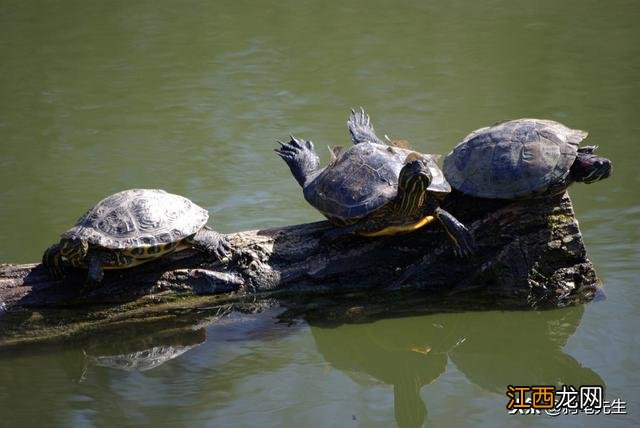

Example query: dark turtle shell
[62,189,209,249]
[443,119,587,199]
[304,142,449,221]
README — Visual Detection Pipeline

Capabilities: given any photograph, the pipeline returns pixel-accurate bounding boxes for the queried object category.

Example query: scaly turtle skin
[275,108,475,258]
[42,189,230,286]
[443,119,612,199]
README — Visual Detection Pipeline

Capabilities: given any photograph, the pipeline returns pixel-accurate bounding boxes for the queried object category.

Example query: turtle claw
[452,232,477,259]
[359,106,370,126]
[275,136,314,153]
[274,139,301,160]
[290,136,314,151]
[275,136,320,187]
[348,107,384,145]
[352,106,370,127]
[435,207,477,259]
[193,229,231,262]
[210,239,230,261]
[214,236,233,260]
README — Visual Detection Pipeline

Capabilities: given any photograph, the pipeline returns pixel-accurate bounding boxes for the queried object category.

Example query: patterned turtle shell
[304,142,450,221]
[443,119,588,199]
[62,189,209,249]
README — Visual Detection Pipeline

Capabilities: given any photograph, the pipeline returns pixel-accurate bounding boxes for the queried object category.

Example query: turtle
[443,119,612,199]
[42,189,231,286]
[275,108,476,258]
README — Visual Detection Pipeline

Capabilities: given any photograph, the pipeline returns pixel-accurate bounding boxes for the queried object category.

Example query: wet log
[0,192,600,347]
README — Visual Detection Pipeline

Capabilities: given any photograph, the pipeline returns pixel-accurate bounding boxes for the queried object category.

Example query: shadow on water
[0,304,297,426]
[0,296,604,427]
[308,305,603,428]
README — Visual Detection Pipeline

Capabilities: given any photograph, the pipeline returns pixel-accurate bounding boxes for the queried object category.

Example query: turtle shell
[62,189,209,249]
[443,119,587,199]
[304,142,449,221]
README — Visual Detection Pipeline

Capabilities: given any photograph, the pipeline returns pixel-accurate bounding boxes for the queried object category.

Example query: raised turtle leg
[435,207,476,258]
[348,107,386,145]
[42,243,71,279]
[275,136,320,187]
[187,226,231,261]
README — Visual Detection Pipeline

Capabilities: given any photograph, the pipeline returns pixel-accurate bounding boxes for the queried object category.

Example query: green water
[1,0,639,426]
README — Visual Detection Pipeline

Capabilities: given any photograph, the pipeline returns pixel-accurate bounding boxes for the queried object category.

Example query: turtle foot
[42,243,68,280]
[206,235,232,261]
[274,136,320,187]
[191,228,232,262]
[452,229,477,259]
[348,107,385,145]
[435,207,477,259]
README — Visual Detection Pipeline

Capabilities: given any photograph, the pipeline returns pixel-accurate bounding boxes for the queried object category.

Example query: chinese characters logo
[506,385,626,416]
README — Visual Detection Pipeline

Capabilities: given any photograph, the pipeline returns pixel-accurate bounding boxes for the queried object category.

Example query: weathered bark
[0,192,600,347]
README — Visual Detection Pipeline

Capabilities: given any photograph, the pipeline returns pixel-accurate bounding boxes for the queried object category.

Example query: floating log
[0,192,600,347]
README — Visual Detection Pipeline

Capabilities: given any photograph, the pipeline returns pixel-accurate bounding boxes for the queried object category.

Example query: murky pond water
[1,0,639,426]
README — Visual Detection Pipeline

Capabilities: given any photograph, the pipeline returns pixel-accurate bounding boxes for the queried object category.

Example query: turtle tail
[275,136,320,187]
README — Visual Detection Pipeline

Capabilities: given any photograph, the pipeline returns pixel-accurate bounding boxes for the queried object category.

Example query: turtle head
[60,236,89,265]
[399,157,432,190]
[571,147,612,184]
[397,154,432,214]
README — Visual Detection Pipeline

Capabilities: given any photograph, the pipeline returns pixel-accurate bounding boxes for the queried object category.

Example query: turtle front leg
[42,243,70,279]
[435,207,476,258]
[188,226,231,261]
[86,252,108,287]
